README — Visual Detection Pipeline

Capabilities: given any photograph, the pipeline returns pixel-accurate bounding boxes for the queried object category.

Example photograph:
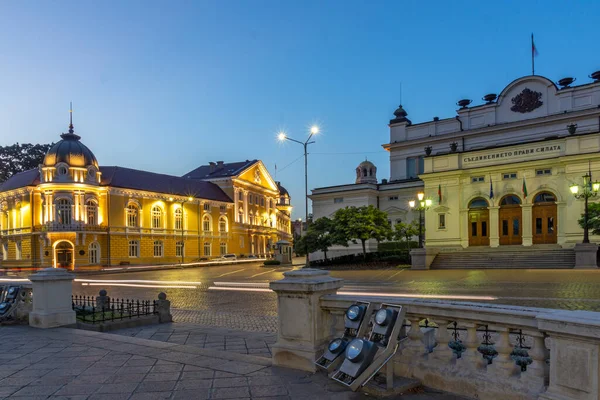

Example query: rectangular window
[481,221,487,237]
[406,156,424,179]
[388,196,399,201]
[548,217,554,233]
[536,169,552,176]
[333,198,344,204]
[220,242,227,255]
[502,220,508,236]
[15,241,21,260]
[438,214,446,229]
[249,194,253,204]
[471,222,477,237]
[128,240,139,258]
[153,241,163,257]
[176,241,183,257]
[238,192,243,201]
[513,218,520,235]
[502,172,517,180]
[203,203,210,211]
[471,176,485,183]
[536,218,542,234]
[260,197,265,206]
[204,242,211,256]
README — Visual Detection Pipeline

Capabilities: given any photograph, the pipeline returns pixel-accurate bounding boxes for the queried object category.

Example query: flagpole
[531,33,535,75]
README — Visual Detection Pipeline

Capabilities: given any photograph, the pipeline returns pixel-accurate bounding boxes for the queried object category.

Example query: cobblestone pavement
[112,324,277,358]
[11,263,600,332]
[0,326,461,400]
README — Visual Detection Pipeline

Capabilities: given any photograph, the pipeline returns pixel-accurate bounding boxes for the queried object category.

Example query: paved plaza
[0,325,462,400]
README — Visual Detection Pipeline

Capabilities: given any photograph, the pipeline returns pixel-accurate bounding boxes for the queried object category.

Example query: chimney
[209,162,216,173]
[216,161,224,168]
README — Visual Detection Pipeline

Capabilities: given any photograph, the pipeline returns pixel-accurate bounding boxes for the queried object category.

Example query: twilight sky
[1,1,599,218]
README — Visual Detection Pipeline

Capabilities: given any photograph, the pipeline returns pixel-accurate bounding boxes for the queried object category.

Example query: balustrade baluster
[463,324,482,367]
[487,328,514,376]
[528,333,548,383]
[404,316,426,357]
[433,319,453,361]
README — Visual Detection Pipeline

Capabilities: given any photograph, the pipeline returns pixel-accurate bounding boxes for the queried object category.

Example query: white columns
[233,189,239,222]
[489,206,500,248]
[522,204,533,246]
[243,190,249,224]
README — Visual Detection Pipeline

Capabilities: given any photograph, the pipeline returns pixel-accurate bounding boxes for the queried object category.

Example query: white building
[311,69,600,266]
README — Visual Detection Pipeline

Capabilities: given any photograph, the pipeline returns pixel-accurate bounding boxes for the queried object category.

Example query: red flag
[532,34,539,57]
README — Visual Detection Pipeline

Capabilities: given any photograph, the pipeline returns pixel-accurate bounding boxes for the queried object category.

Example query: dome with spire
[389,104,411,125]
[43,118,98,169]
[356,160,377,184]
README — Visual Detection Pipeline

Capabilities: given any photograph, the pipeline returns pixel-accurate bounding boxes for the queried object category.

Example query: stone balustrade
[271,269,600,400]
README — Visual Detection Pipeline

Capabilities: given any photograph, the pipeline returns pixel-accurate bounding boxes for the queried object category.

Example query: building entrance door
[499,195,522,245]
[532,192,557,244]
[468,198,490,247]
[54,241,74,270]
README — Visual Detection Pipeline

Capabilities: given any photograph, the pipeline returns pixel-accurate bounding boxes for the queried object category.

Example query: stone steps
[430,249,576,269]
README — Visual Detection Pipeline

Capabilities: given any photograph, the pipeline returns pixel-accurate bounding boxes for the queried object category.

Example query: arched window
[89,242,100,264]
[127,204,139,227]
[152,206,163,229]
[174,208,183,230]
[369,168,373,176]
[219,216,227,233]
[203,215,211,232]
[153,240,163,257]
[56,198,72,224]
[362,168,367,177]
[534,192,557,203]
[86,200,98,225]
[500,195,521,206]
[468,197,489,209]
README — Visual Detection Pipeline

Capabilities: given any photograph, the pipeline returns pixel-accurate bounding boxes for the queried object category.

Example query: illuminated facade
[0,122,292,269]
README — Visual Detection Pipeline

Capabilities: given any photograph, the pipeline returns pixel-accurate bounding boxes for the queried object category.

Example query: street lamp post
[278,126,319,267]
[171,196,194,265]
[409,192,432,248]
[570,172,600,243]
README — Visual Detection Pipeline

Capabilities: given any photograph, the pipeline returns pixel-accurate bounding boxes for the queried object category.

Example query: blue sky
[1,1,599,218]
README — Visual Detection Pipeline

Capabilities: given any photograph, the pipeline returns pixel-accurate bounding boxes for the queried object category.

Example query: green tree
[0,143,53,182]
[332,205,392,257]
[293,234,307,257]
[304,217,335,260]
[578,202,600,235]
[394,221,420,252]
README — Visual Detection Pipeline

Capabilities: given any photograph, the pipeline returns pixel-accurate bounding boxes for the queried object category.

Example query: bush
[378,241,419,252]
[309,251,410,267]
[264,260,281,266]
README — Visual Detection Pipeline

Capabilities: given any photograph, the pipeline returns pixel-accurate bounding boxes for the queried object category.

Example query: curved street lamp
[409,192,432,248]
[278,125,319,267]
[570,172,600,243]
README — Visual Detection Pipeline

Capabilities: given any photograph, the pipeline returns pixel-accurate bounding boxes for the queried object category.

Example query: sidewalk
[0,325,463,399]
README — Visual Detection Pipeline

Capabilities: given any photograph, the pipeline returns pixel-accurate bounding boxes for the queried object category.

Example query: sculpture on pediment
[510,88,543,113]
[254,169,261,184]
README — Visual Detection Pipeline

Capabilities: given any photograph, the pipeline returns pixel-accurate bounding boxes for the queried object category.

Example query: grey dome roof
[357,160,376,168]
[276,181,289,196]
[43,127,98,168]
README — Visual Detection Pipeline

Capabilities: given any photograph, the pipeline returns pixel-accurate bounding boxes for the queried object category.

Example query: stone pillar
[96,289,110,310]
[156,292,172,323]
[410,247,439,270]
[574,242,598,269]
[556,201,567,246]
[460,208,469,248]
[270,269,343,372]
[538,311,600,400]
[489,206,500,248]
[28,268,76,328]
[521,204,533,246]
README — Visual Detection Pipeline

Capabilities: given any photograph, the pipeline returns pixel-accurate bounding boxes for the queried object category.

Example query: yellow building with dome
[0,119,293,270]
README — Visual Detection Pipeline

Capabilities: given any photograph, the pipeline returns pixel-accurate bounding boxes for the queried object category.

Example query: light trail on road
[213,282,269,287]
[215,268,246,277]
[81,283,197,289]
[338,291,497,301]
[75,279,203,285]
[208,286,273,293]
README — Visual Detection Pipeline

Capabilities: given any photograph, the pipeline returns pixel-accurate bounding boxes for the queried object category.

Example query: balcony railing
[35,223,108,232]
